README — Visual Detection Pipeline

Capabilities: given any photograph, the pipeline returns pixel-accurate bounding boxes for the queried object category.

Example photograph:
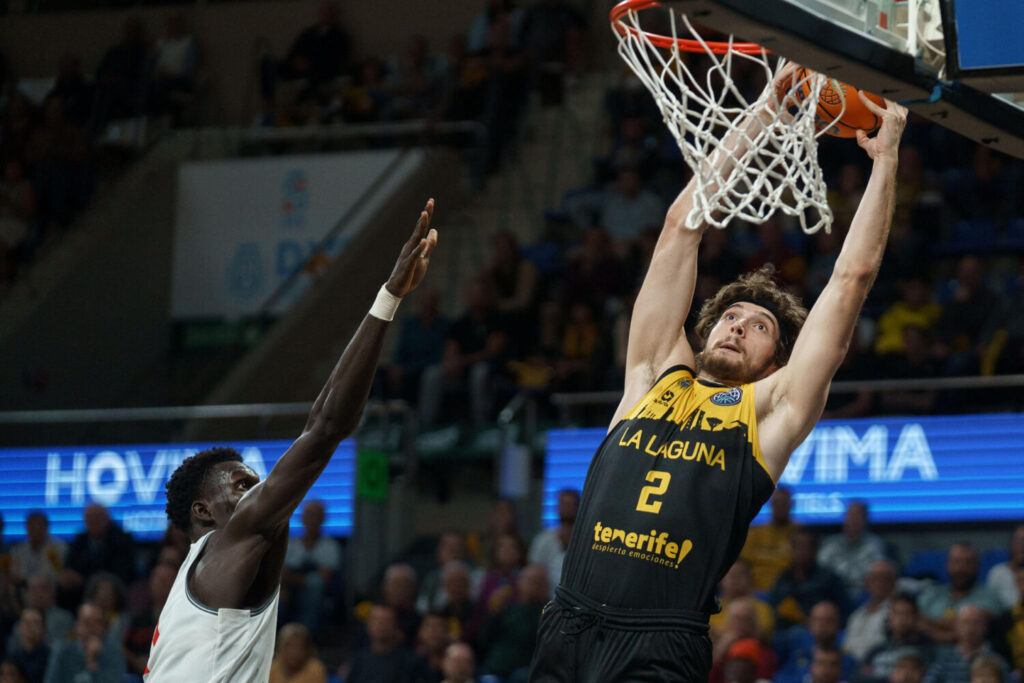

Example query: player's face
[702,303,780,384]
[203,461,260,528]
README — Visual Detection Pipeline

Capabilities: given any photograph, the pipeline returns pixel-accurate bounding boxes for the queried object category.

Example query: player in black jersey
[529,76,908,681]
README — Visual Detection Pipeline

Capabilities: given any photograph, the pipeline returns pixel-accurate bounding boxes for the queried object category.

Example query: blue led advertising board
[542,413,1024,528]
[0,440,355,542]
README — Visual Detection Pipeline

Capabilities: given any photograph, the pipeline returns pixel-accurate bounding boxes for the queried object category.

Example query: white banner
[170,149,423,319]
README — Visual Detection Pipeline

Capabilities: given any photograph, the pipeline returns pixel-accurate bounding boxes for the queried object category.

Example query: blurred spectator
[476,9,530,175]
[436,562,478,643]
[944,146,1015,223]
[805,225,842,303]
[476,563,548,681]
[827,163,866,231]
[710,599,776,683]
[470,499,520,571]
[344,604,416,683]
[282,501,341,633]
[340,58,392,125]
[384,286,448,407]
[440,642,476,683]
[149,11,199,126]
[933,255,999,376]
[744,217,807,291]
[821,324,875,420]
[875,276,942,356]
[412,612,450,682]
[567,165,664,243]
[527,489,578,595]
[918,543,1002,644]
[418,533,468,614]
[475,534,526,620]
[878,325,940,415]
[0,661,26,683]
[817,501,885,601]
[992,564,1024,679]
[60,505,135,611]
[21,576,72,647]
[807,646,846,683]
[773,601,857,683]
[554,303,604,391]
[599,165,666,243]
[467,0,523,54]
[969,656,1006,683]
[0,159,35,281]
[381,564,421,646]
[122,562,174,678]
[768,529,850,629]
[389,35,447,120]
[25,94,92,231]
[843,560,899,660]
[265,1,350,113]
[47,54,94,128]
[741,487,796,592]
[4,608,47,683]
[421,279,509,426]
[269,623,327,683]
[9,513,63,588]
[43,602,125,683]
[82,573,126,645]
[560,227,625,311]
[889,651,928,683]
[716,638,774,683]
[981,262,1024,376]
[710,561,775,644]
[518,0,585,104]
[482,232,539,327]
[93,16,152,126]
[0,93,34,169]
[863,593,935,681]
[699,225,744,285]
[924,605,1008,683]
[987,525,1024,611]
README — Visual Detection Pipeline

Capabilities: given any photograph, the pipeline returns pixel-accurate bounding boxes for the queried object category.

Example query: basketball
[794,67,886,138]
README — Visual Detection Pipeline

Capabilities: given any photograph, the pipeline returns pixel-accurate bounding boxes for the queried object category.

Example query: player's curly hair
[165,446,243,532]
[694,265,808,365]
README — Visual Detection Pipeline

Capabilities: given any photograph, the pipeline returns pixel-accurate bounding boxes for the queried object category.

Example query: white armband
[369,284,402,321]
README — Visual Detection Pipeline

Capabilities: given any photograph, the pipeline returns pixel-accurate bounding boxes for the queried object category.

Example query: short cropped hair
[165,447,243,532]
[695,265,808,365]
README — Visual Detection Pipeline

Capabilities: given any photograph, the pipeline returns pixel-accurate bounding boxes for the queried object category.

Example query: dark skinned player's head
[165,447,260,540]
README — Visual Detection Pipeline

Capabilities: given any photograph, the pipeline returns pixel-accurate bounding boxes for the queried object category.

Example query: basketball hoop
[610,0,836,233]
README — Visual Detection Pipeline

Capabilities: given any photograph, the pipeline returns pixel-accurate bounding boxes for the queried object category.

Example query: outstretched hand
[855,93,907,163]
[385,199,438,297]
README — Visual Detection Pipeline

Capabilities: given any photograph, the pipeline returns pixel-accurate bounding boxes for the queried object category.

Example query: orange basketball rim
[609,0,768,55]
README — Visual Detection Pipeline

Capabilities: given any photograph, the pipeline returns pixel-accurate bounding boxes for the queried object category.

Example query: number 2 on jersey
[636,470,670,514]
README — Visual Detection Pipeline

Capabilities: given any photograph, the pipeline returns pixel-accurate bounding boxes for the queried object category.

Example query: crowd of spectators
[3,496,1023,683]
[375,58,1024,427]
[259,0,585,180]
[0,10,201,285]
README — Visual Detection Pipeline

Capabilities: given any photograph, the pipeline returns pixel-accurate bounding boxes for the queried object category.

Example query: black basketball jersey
[560,365,776,614]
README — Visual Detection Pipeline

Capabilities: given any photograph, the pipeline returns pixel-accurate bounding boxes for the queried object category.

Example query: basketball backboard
[661,0,1024,159]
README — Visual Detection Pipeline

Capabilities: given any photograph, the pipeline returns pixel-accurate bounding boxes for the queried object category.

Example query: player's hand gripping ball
[794,67,886,138]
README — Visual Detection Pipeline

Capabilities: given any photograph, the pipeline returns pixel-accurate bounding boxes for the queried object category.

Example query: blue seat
[905,549,949,581]
[982,548,1010,579]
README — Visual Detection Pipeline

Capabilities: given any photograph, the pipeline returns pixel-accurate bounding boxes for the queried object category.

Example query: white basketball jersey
[144,531,280,683]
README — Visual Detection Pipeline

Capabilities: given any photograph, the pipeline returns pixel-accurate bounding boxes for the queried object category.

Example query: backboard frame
[659,0,1024,159]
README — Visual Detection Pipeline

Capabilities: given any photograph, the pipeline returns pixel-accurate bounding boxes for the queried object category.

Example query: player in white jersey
[144,200,439,682]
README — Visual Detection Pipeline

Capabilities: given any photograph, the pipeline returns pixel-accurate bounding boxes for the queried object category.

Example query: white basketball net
[613,6,834,233]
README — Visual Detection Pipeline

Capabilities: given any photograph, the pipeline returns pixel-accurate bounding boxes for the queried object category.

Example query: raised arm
[610,71,792,427]
[228,200,438,536]
[757,96,907,480]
